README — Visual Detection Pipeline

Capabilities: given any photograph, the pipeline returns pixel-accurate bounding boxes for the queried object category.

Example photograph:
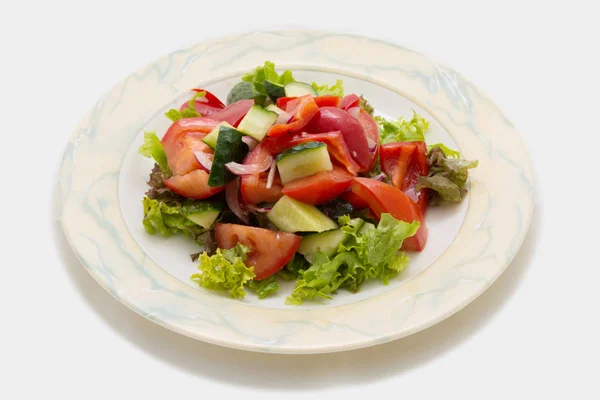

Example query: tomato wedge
[161,118,219,176]
[191,88,226,109]
[215,223,301,280]
[268,95,319,137]
[380,142,429,215]
[282,165,353,205]
[350,178,427,251]
[240,143,283,204]
[209,99,254,127]
[163,169,225,199]
[340,94,360,110]
[263,131,360,175]
[305,106,371,172]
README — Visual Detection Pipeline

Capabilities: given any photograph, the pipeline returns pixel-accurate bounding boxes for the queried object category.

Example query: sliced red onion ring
[404,187,419,203]
[194,151,213,171]
[225,154,273,175]
[347,106,361,119]
[266,159,277,189]
[367,137,378,153]
[246,204,273,213]
[269,106,294,124]
[225,178,249,224]
[372,172,387,182]
[242,136,258,151]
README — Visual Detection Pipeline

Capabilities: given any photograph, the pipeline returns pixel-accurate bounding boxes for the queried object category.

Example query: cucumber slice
[284,82,318,97]
[276,142,333,184]
[264,80,286,101]
[202,122,234,150]
[298,229,348,263]
[208,126,249,187]
[227,81,266,105]
[265,104,285,114]
[267,195,337,233]
[237,105,278,142]
[182,201,223,229]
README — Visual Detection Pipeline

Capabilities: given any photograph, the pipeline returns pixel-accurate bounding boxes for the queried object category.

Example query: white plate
[58,31,534,353]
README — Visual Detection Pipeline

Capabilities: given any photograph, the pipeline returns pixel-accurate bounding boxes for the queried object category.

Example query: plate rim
[58,30,534,353]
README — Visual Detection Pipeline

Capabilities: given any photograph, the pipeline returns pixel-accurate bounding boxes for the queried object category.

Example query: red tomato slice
[215,223,301,280]
[350,178,427,251]
[340,94,360,110]
[282,165,353,205]
[268,96,319,137]
[191,88,226,109]
[380,142,429,215]
[240,143,283,205]
[209,99,254,127]
[305,106,371,172]
[347,107,379,171]
[163,169,225,199]
[339,191,369,209]
[161,118,219,176]
[263,131,360,175]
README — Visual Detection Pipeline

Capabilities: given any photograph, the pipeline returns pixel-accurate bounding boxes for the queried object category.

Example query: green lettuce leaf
[277,254,310,281]
[359,95,374,115]
[142,197,216,243]
[375,110,430,144]
[242,61,296,96]
[248,277,280,299]
[287,214,419,305]
[418,146,478,204]
[164,91,206,122]
[427,143,461,158]
[191,244,255,299]
[138,132,169,173]
[312,79,344,97]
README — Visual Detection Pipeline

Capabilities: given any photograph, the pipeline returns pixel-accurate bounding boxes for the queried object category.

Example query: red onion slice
[247,204,273,213]
[225,154,273,175]
[194,151,213,171]
[269,105,294,124]
[225,178,249,224]
[242,136,258,151]
[372,172,387,182]
[266,160,277,189]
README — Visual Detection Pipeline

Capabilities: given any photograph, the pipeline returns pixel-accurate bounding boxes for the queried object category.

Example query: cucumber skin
[264,80,286,101]
[298,229,347,262]
[227,81,266,105]
[275,142,327,162]
[207,127,249,187]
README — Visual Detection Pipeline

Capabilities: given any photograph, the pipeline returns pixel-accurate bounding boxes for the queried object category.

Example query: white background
[2,0,599,398]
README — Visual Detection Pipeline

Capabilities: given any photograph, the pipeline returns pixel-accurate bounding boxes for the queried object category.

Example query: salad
[139,61,478,304]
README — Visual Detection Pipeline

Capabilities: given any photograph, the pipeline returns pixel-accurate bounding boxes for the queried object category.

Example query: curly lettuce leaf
[375,110,430,144]
[242,61,296,96]
[164,91,206,122]
[142,197,214,243]
[312,79,344,97]
[418,146,478,204]
[287,214,419,305]
[427,143,461,158]
[359,95,374,115]
[248,277,280,299]
[277,254,310,281]
[191,244,255,299]
[138,132,169,173]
